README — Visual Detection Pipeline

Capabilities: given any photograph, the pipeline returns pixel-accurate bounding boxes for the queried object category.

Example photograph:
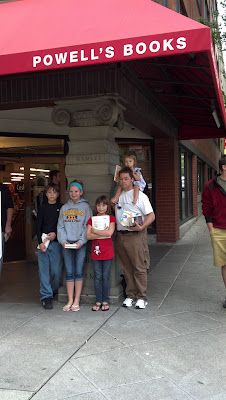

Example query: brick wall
[190,139,221,169]
[155,137,180,242]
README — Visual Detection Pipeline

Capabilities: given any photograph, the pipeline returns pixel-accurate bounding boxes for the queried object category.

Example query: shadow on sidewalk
[148,242,173,272]
[0,261,40,303]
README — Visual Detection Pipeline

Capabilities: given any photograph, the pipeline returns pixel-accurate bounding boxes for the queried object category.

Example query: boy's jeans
[92,258,113,303]
[38,241,63,301]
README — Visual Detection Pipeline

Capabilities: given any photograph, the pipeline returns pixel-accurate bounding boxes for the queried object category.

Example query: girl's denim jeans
[92,258,113,303]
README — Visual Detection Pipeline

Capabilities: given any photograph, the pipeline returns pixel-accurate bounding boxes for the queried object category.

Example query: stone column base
[58,283,124,305]
[58,257,124,306]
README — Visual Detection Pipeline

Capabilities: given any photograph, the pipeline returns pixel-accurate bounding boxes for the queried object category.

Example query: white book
[114,165,122,182]
[92,215,110,239]
[37,233,50,250]
[65,243,78,249]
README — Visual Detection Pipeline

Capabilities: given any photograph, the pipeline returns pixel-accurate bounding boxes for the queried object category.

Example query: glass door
[1,157,65,262]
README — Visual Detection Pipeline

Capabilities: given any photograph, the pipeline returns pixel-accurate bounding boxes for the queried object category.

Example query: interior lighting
[10,172,36,177]
[32,168,50,172]
[20,167,50,173]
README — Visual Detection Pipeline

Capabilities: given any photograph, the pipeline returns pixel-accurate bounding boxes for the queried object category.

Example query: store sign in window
[0,136,65,155]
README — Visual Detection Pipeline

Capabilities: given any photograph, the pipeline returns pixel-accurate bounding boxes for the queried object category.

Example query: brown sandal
[101,303,109,311]
[92,303,101,311]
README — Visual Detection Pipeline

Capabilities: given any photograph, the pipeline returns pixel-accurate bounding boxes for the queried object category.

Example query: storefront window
[204,0,210,21]
[179,148,193,222]
[207,166,212,181]
[176,0,187,16]
[197,159,204,193]
[197,0,202,13]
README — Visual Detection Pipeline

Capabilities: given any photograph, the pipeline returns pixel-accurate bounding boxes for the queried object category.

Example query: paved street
[0,216,225,400]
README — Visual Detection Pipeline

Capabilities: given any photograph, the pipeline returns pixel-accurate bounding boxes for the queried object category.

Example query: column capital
[51,96,125,130]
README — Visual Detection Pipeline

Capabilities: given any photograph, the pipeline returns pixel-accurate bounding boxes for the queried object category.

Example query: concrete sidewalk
[0,216,225,400]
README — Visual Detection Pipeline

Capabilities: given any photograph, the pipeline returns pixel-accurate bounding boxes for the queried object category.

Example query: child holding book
[57,179,92,312]
[111,154,146,205]
[86,196,116,311]
[37,183,63,310]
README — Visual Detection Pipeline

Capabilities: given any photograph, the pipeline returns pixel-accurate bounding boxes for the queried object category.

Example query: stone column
[51,96,125,304]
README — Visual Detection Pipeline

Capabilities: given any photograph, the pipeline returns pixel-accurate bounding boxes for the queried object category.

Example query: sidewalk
[0,216,225,400]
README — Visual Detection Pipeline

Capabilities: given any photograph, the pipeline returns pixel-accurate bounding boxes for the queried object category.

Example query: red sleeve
[201,182,213,222]
[110,215,117,226]
[87,217,92,226]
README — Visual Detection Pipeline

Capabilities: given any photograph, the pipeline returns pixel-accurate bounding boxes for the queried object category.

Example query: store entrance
[0,156,66,262]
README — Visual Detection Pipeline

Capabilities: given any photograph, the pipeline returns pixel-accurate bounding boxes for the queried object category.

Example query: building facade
[152,0,225,241]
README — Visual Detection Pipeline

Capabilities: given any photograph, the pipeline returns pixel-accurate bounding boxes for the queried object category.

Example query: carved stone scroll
[51,97,125,129]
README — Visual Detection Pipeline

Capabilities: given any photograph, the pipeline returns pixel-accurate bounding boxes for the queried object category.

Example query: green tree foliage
[219,1,226,53]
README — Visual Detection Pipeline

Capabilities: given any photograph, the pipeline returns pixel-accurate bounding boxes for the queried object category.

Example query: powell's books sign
[32,36,187,70]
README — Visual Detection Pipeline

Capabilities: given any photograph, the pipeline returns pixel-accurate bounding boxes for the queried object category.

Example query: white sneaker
[135,299,148,309]
[122,298,134,307]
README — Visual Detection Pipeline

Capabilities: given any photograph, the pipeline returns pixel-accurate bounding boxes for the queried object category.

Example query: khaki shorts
[210,227,226,267]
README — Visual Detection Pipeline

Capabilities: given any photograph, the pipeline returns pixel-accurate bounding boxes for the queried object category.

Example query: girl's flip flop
[71,305,80,312]
[92,303,101,311]
[101,303,109,311]
[62,304,72,312]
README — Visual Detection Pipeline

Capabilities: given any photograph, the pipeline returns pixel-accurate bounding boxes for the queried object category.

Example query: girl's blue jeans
[38,241,63,301]
[92,258,113,303]
[63,244,87,282]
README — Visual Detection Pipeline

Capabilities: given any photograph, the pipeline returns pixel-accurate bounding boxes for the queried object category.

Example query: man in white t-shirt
[115,167,155,309]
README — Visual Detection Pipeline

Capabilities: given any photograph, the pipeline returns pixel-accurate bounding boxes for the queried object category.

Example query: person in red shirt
[202,155,226,308]
[87,196,116,311]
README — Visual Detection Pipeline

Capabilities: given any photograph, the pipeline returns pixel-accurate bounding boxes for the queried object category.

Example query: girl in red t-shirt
[87,196,116,311]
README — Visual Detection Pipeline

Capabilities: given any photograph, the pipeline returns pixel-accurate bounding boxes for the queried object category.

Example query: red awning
[0,0,225,137]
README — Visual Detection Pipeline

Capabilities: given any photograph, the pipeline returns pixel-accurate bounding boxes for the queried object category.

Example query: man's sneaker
[223,298,226,308]
[122,298,134,307]
[42,298,53,310]
[135,299,148,309]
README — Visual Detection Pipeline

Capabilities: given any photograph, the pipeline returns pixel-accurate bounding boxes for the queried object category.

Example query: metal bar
[156,93,214,100]
[140,79,213,87]
[132,60,210,69]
